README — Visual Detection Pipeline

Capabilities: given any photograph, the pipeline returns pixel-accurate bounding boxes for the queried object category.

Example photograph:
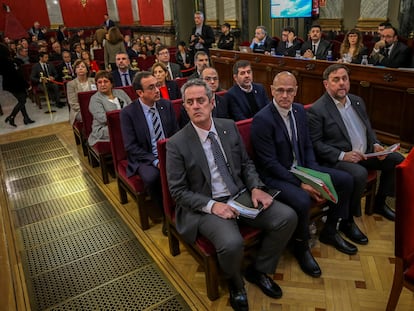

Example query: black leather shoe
[339,221,369,245]
[294,247,322,277]
[23,118,35,125]
[374,203,395,221]
[161,221,168,236]
[319,231,358,255]
[229,287,248,311]
[245,265,282,299]
[5,116,17,127]
[56,102,65,108]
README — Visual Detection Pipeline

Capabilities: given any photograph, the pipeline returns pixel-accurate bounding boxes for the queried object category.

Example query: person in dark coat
[0,43,34,126]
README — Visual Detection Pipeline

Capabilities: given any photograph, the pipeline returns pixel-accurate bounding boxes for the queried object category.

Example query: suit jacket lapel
[324,93,351,143]
[215,120,236,177]
[186,124,212,189]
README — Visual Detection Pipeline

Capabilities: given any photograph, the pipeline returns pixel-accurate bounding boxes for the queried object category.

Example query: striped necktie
[150,107,164,141]
[208,131,239,196]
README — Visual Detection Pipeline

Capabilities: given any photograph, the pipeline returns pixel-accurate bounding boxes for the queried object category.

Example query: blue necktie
[122,73,130,86]
[208,131,239,196]
[150,107,164,142]
[288,111,302,166]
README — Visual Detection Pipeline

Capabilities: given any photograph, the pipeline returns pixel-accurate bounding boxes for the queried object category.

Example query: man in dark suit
[180,68,229,127]
[275,26,302,57]
[56,50,76,81]
[252,72,361,278]
[301,24,331,60]
[226,60,269,121]
[103,13,115,30]
[308,64,405,222]
[121,72,179,232]
[30,52,64,108]
[189,11,215,56]
[167,79,297,310]
[111,52,136,87]
[187,51,210,80]
[369,26,412,68]
[155,45,182,79]
[249,26,277,54]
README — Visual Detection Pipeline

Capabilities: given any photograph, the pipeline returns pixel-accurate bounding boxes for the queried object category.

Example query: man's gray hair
[181,78,213,102]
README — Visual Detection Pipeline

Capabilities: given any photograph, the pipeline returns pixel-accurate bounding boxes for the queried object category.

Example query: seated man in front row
[252,71,363,279]
[166,79,297,311]
[121,71,179,232]
[308,64,405,221]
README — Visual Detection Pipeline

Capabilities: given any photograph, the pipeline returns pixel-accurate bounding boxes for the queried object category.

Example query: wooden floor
[1,121,414,311]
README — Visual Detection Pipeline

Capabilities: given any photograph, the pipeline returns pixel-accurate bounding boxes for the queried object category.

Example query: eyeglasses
[273,87,296,95]
[144,84,158,91]
[203,76,218,82]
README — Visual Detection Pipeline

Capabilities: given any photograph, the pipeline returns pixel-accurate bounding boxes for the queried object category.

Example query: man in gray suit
[308,64,404,223]
[155,45,182,79]
[166,79,297,311]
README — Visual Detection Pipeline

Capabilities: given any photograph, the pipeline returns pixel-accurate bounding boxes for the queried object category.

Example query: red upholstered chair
[106,110,152,230]
[78,90,113,184]
[175,77,188,90]
[170,98,183,123]
[216,90,227,97]
[115,85,138,101]
[93,48,104,62]
[386,150,414,310]
[137,55,156,71]
[157,138,262,301]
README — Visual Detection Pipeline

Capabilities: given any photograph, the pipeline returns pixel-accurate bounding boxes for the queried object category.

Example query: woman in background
[81,50,100,76]
[66,59,96,125]
[339,29,368,64]
[151,62,181,100]
[104,26,126,70]
[88,71,131,146]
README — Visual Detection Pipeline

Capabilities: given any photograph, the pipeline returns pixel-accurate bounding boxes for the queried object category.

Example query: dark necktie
[207,131,239,196]
[150,107,164,141]
[67,63,73,75]
[42,63,49,77]
[384,47,390,57]
[312,44,316,55]
[122,73,130,86]
[288,111,302,166]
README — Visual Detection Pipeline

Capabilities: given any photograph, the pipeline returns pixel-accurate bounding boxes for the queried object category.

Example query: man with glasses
[251,71,359,278]
[369,26,411,68]
[120,71,179,234]
[180,68,229,127]
[155,45,182,79]
[111,52,136,87]
[226,60,268,121]
[275,26,302,57]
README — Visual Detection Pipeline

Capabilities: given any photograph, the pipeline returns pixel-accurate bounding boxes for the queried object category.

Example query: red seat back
[216,90,227,97]
[395,150,414,262]
[78,90,97,138]
[175,77,188,90]
[93,48,104,61]
[138,55,156,71]
[157,139,175,220]
[115,85,138,101]
[106,110,127,168]
[235,118,253,159]
[171,98,183,123]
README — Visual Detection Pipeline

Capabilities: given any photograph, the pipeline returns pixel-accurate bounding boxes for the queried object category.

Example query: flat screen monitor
[270,0,312,18]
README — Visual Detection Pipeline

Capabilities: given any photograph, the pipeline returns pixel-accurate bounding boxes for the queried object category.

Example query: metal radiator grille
[1,135,191,311]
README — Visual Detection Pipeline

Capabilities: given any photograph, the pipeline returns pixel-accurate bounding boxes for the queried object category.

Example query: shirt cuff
[339,151,345,161]
[202,200,215,214]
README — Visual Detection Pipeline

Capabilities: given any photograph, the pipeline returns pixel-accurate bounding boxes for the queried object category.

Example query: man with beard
[188,51,209,79]
[111,52,136,87]
[369,26,411,68]
[226,60,268,121]
[301,24,331,60]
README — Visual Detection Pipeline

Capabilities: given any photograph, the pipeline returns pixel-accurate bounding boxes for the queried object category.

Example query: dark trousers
[198,201,297,288]
[264,166,352,239]
[138,163,164,218]
[334,152,405,217]
[39,82,60,105]
[9,92,30,120]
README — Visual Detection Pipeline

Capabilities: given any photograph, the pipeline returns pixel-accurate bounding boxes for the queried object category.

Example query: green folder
[290,166,338,203]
